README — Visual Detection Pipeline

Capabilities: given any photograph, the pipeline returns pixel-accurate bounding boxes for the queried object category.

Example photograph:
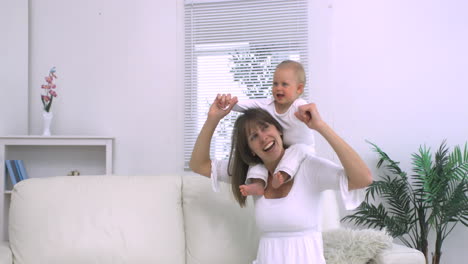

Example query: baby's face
[272,67,303,108]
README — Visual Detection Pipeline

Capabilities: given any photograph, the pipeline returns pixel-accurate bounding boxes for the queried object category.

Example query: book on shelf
[5,160,19,186]
[14,160,29,181]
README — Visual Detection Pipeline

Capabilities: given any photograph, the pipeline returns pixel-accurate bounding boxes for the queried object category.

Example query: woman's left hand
[294,103,325,131]
[296,103,372,190]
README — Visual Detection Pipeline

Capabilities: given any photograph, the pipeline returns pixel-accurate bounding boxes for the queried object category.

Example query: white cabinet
[0,136,114,241]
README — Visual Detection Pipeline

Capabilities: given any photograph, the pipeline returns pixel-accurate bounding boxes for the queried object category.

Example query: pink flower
[40,67,58,112]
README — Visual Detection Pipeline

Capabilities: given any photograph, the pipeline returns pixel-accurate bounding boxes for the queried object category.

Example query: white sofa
[0,175,424,264]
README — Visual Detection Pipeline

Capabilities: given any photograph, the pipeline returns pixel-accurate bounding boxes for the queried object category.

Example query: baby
[231,60,316,196]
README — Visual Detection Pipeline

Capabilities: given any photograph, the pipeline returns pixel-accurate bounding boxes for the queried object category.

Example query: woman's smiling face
[246,121,285,166]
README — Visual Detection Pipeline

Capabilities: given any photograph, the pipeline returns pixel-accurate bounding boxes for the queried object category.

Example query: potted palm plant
[342,141,468,264]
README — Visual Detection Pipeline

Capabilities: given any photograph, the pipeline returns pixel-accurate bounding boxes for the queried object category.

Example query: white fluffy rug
[323,228,393,264]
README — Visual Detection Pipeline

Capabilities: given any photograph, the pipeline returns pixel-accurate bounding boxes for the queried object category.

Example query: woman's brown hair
[228,108,284,207]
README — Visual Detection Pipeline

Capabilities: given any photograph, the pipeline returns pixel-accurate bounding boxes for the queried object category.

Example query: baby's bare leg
[239,179,265,196]
[272,171,291,189]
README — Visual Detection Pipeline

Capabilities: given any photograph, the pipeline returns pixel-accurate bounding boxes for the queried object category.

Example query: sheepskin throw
[323,228,393,264]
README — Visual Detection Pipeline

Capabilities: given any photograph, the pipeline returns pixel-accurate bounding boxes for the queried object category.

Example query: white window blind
[184,0,309,169]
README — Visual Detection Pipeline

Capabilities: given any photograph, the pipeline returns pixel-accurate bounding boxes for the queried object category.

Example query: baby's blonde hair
[276,60,306,87]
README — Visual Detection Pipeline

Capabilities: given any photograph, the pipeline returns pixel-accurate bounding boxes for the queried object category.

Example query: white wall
[28,0,184,175]
[322,1,467,263]
[0,0,28,135]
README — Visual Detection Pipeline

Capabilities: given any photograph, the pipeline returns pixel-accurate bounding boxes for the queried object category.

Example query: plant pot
[42,111,53,136]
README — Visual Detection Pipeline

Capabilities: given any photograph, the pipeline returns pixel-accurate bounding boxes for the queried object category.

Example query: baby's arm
[232,98,270,112]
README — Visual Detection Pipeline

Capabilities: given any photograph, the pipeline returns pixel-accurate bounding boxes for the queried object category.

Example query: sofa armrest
[373,243,425,264]
[0,242,12,264]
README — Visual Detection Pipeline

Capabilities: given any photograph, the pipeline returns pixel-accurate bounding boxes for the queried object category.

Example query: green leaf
[344,140,468,259]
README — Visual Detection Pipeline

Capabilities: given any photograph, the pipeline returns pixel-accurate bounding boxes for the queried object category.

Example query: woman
[190,94,372,264]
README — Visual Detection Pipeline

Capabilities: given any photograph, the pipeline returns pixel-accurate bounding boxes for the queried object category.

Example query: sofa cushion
[0,242,12,263]
[323,228,393,264]
[9,175,185,264]
[182,175,259,264]
[371,243,426,264]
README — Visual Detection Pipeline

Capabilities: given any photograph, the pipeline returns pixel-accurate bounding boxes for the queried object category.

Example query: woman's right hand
[208,94,238,121]
[190,94,238,176]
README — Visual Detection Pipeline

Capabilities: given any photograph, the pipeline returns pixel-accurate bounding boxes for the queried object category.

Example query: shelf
[0,135,113,145]
[0,135,114,241]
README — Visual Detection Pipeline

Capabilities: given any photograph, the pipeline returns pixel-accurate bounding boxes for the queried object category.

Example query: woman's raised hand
[294,103,325,130]
[296,103,373,190]
[208,94,238,120]
[190,94,238,176]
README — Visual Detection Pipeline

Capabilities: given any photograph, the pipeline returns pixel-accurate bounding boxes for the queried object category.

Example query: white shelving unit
[0,136,114,241]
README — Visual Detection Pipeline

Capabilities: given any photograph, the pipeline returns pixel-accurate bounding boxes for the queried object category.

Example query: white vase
[42,111,53,136]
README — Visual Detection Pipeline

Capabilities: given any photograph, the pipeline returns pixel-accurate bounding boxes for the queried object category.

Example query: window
[184,0,309,169]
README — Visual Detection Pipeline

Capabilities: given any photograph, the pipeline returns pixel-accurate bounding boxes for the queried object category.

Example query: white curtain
[184,0,309,169]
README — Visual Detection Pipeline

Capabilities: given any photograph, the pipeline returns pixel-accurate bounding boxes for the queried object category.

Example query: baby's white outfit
[210,145,363,264]
[233,98,316,186]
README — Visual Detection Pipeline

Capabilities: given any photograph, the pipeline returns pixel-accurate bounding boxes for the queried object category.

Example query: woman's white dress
[211,151,363,264]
